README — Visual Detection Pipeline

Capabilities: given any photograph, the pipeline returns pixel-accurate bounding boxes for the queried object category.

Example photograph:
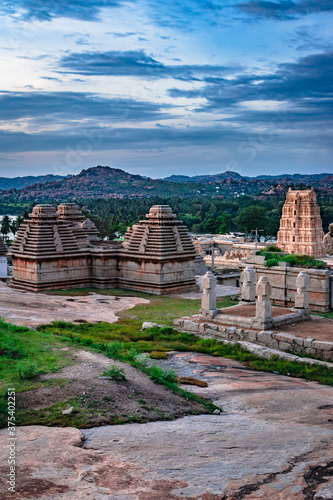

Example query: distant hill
[0,166,206,201]
[0,166,331,202]
[163,171,331,183]
[0,174,69,191]
[163,171,243,183]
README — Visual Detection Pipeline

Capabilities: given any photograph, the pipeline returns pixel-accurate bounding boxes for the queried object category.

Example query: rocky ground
[0,282,149,326]
[1,351,332,499]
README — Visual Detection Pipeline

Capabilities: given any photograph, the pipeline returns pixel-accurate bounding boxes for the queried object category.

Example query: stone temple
[10,204,198,294]
[277,188,325,258]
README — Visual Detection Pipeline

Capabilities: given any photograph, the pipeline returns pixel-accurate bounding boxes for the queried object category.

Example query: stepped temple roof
[11,205,84,257]
[122,205,196,257]
[10,203,199,294]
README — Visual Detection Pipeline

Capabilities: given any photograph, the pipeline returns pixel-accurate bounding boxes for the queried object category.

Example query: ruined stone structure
[323,223,333,256]
[239,262,331,312]
[10,204,198,295]
[277,188,325,257]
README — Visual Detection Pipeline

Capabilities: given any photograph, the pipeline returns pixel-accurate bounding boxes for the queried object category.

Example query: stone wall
[239,263,331,312]
[174,317,333,361]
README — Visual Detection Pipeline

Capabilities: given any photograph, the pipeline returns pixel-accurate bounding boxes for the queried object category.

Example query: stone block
[312,341,333,351]
[217,325,226,333]
[247,330,257,341]
[303,337,314,348]
[271,339,279,349]
[217,331,229,339]
[173,319,182,327]
[205,329,219,337]
[294,337,304,347]
[275,332,296,343]
[199,324,206,334]
[226,327,237,335]
[205,323,218,331]
[279,341,292,351]
[257,331,274,345]
[183,320,199,332]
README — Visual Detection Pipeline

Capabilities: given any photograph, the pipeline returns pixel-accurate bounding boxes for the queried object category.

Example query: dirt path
[2,352,332,499]
[0,282,149,326]
[17,349,207,427]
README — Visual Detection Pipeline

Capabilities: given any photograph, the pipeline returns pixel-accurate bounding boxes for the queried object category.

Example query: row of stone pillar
[201,267,310,327]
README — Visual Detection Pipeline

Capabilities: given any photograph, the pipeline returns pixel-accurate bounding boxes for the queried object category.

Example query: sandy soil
[17,349,207,427]
[272,315,333,341]
[0,282,149,326]
[220,304,292,318]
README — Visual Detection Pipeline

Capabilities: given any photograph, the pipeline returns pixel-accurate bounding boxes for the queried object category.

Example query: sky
[0,0,332,179]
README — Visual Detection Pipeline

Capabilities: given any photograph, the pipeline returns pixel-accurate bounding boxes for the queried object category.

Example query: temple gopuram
[10,204,198,294]
[277,188,325,258]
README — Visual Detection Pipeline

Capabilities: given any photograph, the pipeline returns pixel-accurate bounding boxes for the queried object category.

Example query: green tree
[235,206,267,234]
[0,215,11,240]
[10,215,24,236]
[216,214,232,234]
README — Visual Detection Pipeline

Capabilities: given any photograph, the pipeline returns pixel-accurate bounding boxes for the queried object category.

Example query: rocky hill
[0,166,331,202]
[0,174,68,191]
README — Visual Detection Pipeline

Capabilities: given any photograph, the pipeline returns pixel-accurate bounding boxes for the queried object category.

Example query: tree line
[1,195,332,242]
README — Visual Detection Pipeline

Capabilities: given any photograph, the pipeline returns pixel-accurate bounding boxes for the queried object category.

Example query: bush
[149,366,176,384]
[102,365,127,381]
[18,362,40,380]
[149,351,169,360]
[264,245,282,252]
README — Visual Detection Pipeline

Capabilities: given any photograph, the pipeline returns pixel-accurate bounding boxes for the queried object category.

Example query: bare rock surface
[1,352,333,499]
[0,282,148,326]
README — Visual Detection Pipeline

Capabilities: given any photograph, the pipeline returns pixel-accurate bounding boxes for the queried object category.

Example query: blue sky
[0,0,332,178]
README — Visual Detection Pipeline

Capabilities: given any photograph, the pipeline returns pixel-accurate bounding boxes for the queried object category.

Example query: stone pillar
[294,271,310,310]
[255,276,272,330]
[241,266,256,303]
[201,270,217,319]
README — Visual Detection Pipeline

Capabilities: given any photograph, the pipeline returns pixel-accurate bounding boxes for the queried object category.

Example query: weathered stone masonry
[10,204,199,295]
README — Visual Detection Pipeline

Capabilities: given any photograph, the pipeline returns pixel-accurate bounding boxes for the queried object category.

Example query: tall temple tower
[277,188,324,258]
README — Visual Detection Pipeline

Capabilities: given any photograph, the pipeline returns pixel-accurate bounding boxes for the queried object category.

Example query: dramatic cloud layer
[0,91,169,122]
[59,50,237,80]
[0,0,128,21]
[238,0,333,20]
[0,0,332,176]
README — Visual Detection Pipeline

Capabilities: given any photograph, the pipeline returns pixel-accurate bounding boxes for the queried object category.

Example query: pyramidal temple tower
[277,188,325,258]
[10,204,199,294]
[120,205,198,293]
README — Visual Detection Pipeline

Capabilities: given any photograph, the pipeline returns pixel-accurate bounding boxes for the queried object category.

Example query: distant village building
[277,188,325,258]
[10,204,198,294]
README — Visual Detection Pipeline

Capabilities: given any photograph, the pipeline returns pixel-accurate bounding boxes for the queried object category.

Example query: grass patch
[258,250,326,269]
[38,322,333,387]
[101,365,127,381]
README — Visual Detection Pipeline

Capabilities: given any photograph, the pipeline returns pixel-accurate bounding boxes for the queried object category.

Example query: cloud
[0,91,170,122]
[168,52,333,113]
[59,49,240,80]
[0,0,129,22]
[238,0,333,20]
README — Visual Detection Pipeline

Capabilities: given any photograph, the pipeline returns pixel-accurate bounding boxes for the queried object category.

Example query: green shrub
[149,366,176,384]
[102,365,127,381]
[18,362,40,380]
[264,245,282,252]
[149,351,169,360]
